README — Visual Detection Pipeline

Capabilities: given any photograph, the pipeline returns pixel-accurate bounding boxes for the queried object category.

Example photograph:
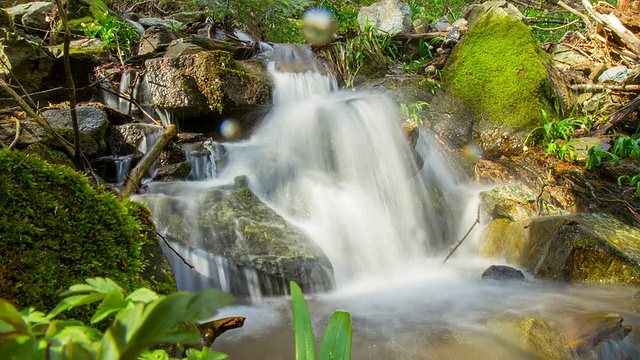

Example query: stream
[137,44,640,359]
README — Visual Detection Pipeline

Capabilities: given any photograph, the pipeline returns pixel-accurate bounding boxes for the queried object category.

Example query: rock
[568,313,632,357]
[169,11,207,23]
[488,317,572,360]
[482,213,640,285]
[6,2,54,31]
[106,123,165,156]
[164,40,204,58]
[138,185,335,294]
[439,6,561,156]
[572,136,611,163]
[413,18,428,33]
[431,15,451,32]
[0,33,55,94]
[153,161,192,181]
[481,265,525,280]
[139,26,178,55]
[138,17,184,30]
[145,50,271,118]
[463,0,524,29]
[90,154,142,183]
[552,44,591,68]
[357,0,413,36]
[602,157,640,181]
[0,117,45,148]
[43,105,109,144]
[48,38,110,87]
[480,183,561,221]
[598,65,631,83]
[0,8,14,31]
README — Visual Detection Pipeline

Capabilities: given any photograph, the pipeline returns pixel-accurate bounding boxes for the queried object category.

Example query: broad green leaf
[126,288,159,304]
[318,311,352,360]
[290,281,316,360]
[48,293,106,319]
[0,299,30,335]
[86,278,124,294]
[98,302,145,360]
[138,349,171,360]
[25,310,49,325]
[185,347,229,360]
[92,292,126,324]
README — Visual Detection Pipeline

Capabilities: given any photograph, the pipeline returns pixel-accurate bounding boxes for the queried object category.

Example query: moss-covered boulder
[0,32,55,94]
[145,50,271,120]
[482,213,640,285]
[439,6,560,156]
[138,180,335,295]
[0,148,175,315]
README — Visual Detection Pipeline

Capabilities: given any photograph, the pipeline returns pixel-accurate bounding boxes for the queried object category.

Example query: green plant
[81,13,140,54]
[525,110,584,160]
[0,277,233,360]
[401,101,430,125]
[611,135,640,159]
[618,173,640,196]
[290,281,352,360]
[585,146,619,169]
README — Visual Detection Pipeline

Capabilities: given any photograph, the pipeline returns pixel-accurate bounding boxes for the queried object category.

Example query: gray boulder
[43,105,110,156]
[138,17,184,30]
[0,33,55,94]
[106,123,165,156]
[357,0,412,36]
[139,182,335,295]
[481,265,525,280]
[6,2,54,31]
[138,25,178,55]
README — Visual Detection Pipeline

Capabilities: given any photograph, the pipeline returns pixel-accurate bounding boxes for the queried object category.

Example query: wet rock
[164,40,204,58]
[439,6,562,156]
[480,183,560,221]
[106,123,165,156]
[357,0,413,36]
[169,11,207,23]
[48,38,110,88]
[573,136,611,163]
[90,154,142,183]
[6,2,54,32]
[145,50,271,118]
[488,317,572,360]
[139,26,178,55]
[153,161,192,181]
[481,265,525,280]
[482,213,640,285]
[569,313,632,357]
[138,185,335,295]
[0,8,14,31]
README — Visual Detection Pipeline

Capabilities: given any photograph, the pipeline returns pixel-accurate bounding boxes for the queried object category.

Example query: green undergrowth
[0,148,160,321]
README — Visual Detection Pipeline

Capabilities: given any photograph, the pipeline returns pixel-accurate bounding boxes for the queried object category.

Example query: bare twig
[8,118,20,150]
[593,94,640,136]
[568,84,640,91]
[557,0,593,30]
[156,231,195,269]
[530,19,580,31]
[442,206,481,265]
[55,0,82,168]
[0,106,21,114]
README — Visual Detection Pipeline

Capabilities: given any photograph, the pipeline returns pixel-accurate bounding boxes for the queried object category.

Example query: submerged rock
[482,213,640,285]
[439,5,563,156]
[139,182,335,295]
[481,265,525,280]
[488,317,572,359]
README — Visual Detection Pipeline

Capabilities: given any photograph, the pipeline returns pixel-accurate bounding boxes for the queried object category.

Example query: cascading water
[140,44,640,359]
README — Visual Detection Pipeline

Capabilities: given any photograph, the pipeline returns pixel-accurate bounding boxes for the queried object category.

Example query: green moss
[0,148,160,314]
[442,9,556,131]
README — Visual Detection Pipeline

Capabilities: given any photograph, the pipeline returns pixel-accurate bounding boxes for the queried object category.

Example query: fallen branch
[530,19,580,31]
[594,94,640,136]
[558,0,593,30]
[582,0,640,55]
[156,231,195,269]
[392,31,449,42]
[0,106,21,114]
[442,206,481,265]
[0,78,76,157]
[569,84,640,91]
[8,118,20,150]
[118,124,176,199]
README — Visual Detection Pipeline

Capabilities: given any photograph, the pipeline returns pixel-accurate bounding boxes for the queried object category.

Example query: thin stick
[156,231,195,269]
[557,0,592,30]
[8,118,20,150]
[569,84,640,91]
[530,19,580,31]
[442,206,481,265]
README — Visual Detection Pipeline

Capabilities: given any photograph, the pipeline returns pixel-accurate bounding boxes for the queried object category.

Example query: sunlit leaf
[290,281,316,360]
[126,288,159,304]
[319,311,352,360]
[48,293,107,319]
[0,299,29,335]
[92,292,126,324]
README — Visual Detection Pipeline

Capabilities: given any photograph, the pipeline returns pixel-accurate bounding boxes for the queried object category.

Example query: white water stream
[140,44,640,359]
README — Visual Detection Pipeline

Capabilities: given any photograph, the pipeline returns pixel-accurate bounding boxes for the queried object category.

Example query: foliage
[585,135,640,168]
[290,281,352,360]
[525,110,588,160]
[518,5,584,44]
[585,146,619,168]
[401,101,430,125]
[199,0,312,43]
[618,173,640,196]
[407,0,468,24]
[81,12,140,54]
[0,149,160,320]
[0,277,233,360]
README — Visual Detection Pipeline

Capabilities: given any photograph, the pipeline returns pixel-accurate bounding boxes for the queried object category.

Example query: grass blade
[290,281,316,360]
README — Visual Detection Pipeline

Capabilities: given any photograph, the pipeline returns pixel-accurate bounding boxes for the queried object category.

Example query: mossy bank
[0,148,176,316]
